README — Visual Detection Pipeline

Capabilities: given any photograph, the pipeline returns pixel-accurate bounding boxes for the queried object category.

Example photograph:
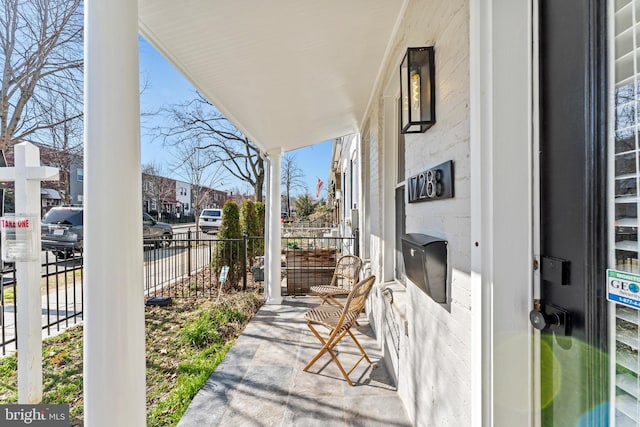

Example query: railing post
[242,231,248,291]
[187,229,192,277]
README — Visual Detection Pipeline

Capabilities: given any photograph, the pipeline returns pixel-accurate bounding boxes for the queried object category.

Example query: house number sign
[407,160,454,203]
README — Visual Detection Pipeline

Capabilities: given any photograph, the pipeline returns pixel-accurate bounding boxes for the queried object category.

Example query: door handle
[529,302,570,336]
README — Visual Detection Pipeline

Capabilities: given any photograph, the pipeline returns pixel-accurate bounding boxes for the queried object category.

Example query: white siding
[175,180,192,214]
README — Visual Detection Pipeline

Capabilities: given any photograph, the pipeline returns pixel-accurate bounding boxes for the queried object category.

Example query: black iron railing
[280,235,357,295]
[0,252,84,356]
[143,231,266,297]
[0,229,357,355]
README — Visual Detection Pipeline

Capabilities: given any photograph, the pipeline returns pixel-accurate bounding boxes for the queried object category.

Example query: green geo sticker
[607,269,640,310]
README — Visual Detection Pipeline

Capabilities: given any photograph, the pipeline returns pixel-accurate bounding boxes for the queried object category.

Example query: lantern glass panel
[401,53,411,131]
[399,47,435,134]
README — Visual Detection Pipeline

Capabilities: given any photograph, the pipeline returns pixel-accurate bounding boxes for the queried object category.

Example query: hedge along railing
[143,231,267,298]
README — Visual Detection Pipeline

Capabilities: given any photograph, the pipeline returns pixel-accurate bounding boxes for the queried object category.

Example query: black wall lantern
[400,47,435,133]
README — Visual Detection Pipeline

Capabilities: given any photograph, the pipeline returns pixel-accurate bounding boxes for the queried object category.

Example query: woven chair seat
[304,307,360,334]
[307,304,341,316]
[310,285,349,296]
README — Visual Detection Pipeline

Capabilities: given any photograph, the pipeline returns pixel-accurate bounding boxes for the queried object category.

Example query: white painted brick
[356,1,471,425]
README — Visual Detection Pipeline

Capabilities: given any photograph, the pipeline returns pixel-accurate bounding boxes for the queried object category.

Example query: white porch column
[84,0,146,426]
[263,155,271,295]
[266,149,283,305]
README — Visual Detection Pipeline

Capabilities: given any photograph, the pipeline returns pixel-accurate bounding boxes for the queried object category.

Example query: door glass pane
[612,1,640,425]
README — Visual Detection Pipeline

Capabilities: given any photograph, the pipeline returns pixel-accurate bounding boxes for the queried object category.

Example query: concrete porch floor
[177,296,411,427]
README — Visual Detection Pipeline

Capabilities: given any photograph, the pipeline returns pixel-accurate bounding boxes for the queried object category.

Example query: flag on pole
[316,177,324,199]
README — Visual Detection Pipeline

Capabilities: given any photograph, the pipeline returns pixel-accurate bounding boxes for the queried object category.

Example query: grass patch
[147,341,232,427]
[0,290,263,426]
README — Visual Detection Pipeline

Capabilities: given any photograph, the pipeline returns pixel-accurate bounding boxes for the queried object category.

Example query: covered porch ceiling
[138,0,406,154]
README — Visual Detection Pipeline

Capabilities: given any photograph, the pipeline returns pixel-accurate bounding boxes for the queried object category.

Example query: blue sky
[138,37,332,198]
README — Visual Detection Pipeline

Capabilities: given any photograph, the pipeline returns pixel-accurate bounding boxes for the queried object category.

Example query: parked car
[41,208,174,258]
[41,206,84,258]
[198,208,223,234]
[143,212,173,247]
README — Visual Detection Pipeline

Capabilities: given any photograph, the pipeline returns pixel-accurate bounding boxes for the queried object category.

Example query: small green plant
[2,288,14,304]
[212,303,246,325]
[182,312,222,348]
[180,303,246,349]
[295,192,319,219]
[0,356,17,378]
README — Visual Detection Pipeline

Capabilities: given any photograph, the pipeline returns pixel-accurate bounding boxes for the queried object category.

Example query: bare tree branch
[169,137,227,218]
[281,153,305,217]
[0,0,83,152]
[153,91,265,201]
[40,92,82,205]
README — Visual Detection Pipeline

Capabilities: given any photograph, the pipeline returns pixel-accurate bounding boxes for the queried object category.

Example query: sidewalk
[178,296,411,427]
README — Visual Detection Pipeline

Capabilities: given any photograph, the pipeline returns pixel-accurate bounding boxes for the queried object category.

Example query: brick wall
[361,0,471,424]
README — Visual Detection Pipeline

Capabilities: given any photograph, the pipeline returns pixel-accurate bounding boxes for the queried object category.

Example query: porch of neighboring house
[178,295,411,427]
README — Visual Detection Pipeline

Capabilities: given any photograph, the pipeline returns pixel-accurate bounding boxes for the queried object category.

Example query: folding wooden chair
[309,254,363,308]
[303,275,376,386]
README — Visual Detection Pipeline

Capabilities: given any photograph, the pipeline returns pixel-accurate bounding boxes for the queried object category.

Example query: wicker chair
[303,275,376,386]
[309,254,363,307]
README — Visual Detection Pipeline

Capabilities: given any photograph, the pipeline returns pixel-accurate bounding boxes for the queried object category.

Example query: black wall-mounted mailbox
[401,233,448,303]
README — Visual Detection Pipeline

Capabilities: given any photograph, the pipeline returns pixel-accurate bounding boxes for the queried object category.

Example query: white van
[198,208,223,233]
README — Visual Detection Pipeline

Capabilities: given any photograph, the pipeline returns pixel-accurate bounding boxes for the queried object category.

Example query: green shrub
[255,202,265,232]
[215,201,243,289]
[240,200,264,262]
[254,202,265,257]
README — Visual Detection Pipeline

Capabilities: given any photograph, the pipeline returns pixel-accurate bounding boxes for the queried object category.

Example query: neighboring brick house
[143,174,234,220]
[222,190,251,207]
[142,172,177,219]
[209,188,228,208]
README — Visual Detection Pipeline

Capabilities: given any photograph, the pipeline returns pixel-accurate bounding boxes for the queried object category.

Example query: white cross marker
[0,142,58,403]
